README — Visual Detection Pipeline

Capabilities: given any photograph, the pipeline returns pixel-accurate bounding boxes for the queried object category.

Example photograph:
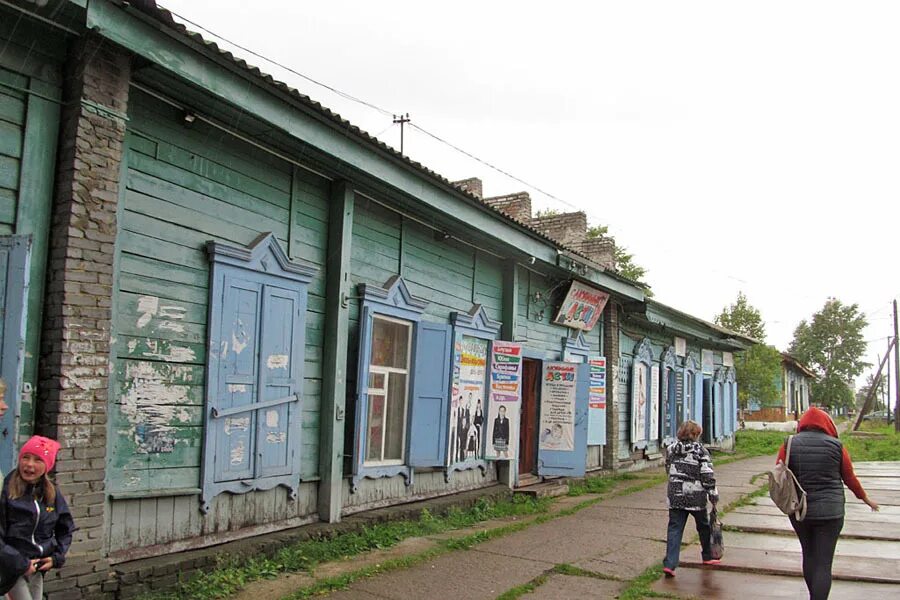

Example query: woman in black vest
[776,407,878,600]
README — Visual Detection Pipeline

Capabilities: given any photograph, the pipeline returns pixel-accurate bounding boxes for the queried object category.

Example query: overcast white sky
[159,0,899,388]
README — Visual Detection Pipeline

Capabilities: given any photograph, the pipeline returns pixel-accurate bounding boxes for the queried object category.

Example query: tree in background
[585,224,651,295]
[856,373,887,412]
[715,292,780,410]
[789,298,869,410]
[714,292,765,341]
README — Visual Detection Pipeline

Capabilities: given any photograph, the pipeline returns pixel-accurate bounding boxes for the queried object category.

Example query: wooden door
[519,358,539,474]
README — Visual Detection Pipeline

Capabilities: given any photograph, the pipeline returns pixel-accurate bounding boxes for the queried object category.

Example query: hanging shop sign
[539,362,577,451]
[587,357,606,445]
[552,281,610,331]
[485,342,522,461]
[447,336,488,466]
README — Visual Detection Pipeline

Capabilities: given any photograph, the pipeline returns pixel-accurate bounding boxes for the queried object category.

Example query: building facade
[0,2,748,598]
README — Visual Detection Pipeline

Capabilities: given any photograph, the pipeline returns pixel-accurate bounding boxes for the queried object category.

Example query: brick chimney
[482,191,533,222]
[579,236,617,270]
[452,177,483,199]
[529,211,587,248]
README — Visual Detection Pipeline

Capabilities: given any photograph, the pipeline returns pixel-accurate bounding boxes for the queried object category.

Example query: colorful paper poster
[587,357,606,445]
[552,281,610,331]
[486,342,522,461]
[447,335,488,465]
[539,362,577,451]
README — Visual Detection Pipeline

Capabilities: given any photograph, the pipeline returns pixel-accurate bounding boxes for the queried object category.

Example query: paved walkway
[241,457,900,599]
[311,455,776,599]
[654,461,900,599]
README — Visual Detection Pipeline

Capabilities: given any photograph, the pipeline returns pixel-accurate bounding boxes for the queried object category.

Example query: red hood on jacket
[797,407,838,437]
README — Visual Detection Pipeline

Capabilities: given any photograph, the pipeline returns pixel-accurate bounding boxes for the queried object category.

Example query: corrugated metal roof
[132,2,638,285]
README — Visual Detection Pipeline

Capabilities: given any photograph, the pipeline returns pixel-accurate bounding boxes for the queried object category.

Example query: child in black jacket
[0,435,76,599]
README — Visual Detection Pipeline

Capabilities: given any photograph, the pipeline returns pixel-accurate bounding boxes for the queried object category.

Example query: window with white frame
[684,371,694,423]
[365,316,412,464]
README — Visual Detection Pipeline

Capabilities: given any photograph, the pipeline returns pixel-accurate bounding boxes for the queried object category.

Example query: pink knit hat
[19,435,61,472]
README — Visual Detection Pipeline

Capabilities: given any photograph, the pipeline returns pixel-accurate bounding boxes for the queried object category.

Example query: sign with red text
[485,342,522,461]
[587,357,606,445]
[539,363,577,451]
[552,281,610,331]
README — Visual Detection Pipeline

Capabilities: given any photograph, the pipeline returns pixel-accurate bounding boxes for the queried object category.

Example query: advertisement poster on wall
[447,336,488,466]
[552,281,610,331]
[587,357,606,445]
[539,363,577,451]
[631,361,648,445]
[485,342,522,461]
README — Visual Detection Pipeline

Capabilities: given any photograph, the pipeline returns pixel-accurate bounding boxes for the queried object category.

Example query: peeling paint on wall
[228,384,247,393]
[265,410,279,428]
[142,340,197,362]
[230,439,245,464]
[224,416,250,435]
[266,431,286,444]
[137,295,159,328]
[119,361,196,454]
[266,354,289,370]
[231,322,248,355]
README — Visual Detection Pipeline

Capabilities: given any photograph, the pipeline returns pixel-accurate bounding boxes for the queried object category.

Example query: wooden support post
[894,300,899,432]
[853,337,896,431]
[318,179,354,522]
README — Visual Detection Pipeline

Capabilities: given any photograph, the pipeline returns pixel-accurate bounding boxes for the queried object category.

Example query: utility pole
[393,113,410,155]
[894,299,899,432]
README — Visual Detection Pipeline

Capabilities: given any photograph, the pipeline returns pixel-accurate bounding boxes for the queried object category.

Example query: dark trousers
[663,508,712,569]
[790,516,844,600]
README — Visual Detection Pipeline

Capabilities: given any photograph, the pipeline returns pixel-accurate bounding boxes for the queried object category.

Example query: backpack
[768,435,807,521]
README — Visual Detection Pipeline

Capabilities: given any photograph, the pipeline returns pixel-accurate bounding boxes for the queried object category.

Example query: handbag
[768,435,807,521]
[708,507,724,560]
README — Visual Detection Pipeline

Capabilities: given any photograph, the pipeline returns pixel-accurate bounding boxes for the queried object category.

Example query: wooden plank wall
[107,90,328,554]
[342,199,505,511]
[0,67,24,235]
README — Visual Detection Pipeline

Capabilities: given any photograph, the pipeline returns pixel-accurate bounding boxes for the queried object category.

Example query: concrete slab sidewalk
[654,567,900,599]
[311,455,774,599]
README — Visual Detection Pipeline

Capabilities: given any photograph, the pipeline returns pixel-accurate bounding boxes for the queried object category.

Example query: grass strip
[551,563,622,581]
[494,572,552,600]
[137,496,551,600]
[843,423,900,461]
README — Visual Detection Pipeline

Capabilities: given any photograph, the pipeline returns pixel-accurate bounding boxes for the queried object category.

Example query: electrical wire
[162,6,587,215]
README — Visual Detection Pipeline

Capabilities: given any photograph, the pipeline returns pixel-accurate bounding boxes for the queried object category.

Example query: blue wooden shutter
[408,321,452,467]
[0,236,30,473]
[693,371,704,427]
[256,284,304,479]
[538,362,590,478]
[713,381,723,440]
[213,276,262,483]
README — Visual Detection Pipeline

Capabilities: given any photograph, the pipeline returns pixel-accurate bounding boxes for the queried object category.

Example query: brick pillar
[38,34,130,600]
[602,299,620,470]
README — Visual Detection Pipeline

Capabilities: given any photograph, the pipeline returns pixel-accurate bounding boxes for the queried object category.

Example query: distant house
[745,353,815,422]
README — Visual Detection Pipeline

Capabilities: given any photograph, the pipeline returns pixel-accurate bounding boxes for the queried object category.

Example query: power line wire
[163,6,587,214]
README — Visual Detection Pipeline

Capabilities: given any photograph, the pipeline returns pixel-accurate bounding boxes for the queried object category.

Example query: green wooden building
[0,1,751,597]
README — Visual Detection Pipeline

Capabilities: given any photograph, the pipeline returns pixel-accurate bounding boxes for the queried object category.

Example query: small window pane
[384,373,407,461]
[368,372,385,390]
[367,394,386,461]
[371,318,410,369]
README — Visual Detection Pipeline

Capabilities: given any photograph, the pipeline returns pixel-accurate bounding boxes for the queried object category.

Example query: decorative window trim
[201,233,318,514]
[352,276,427,492]
[446,304,501,482]
[683,354,701,425]
[630,338,654,449]
[561,331,591,364]
[660,346,678,444]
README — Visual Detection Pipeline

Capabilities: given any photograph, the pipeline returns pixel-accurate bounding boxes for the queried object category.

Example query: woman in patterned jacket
[662,420,720,577]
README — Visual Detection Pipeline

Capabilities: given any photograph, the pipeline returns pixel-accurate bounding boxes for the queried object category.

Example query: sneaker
[663,567,676,577]
[702,559,721,565]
